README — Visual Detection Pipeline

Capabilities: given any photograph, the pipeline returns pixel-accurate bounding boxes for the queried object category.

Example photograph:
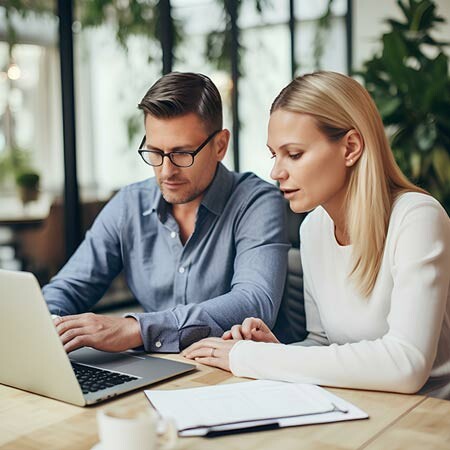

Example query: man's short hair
[138,72,223,133]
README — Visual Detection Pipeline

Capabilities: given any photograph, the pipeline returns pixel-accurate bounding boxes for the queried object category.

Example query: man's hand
[53,313,143,353]
[222,317,280,343]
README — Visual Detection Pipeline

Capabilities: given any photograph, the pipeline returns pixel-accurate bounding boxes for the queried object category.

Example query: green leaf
[410,0,434,31]
[126,113,142,146]
[430,52,448,79]
[414,121,438,152]
[432,146,450,185]
[381,32,409,91]
[377,97,402,118]
[410,151,422,179]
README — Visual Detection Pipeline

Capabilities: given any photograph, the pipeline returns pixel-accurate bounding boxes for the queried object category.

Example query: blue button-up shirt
[43,163,290,352]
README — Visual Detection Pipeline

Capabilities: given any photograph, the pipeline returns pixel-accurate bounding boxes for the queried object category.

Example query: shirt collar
[142,186,166,219]
[200,163,235,216]
[142,162,234,219]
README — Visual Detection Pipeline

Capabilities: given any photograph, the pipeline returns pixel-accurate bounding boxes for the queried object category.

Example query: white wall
[353,0,450,70]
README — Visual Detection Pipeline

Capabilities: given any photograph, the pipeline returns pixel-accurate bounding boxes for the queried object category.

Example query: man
[44,72,289,354]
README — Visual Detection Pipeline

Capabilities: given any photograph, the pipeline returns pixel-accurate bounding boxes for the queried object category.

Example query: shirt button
[155,341,162,348]
[178,267,185,274]
[170,231,177,238]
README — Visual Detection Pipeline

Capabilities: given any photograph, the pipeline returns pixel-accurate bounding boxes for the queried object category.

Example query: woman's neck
[322,188,350,246]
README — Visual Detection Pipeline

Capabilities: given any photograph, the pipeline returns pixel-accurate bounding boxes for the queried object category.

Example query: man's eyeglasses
[138,129,221,168]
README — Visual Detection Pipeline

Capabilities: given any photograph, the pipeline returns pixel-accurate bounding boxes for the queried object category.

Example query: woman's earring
[349,159,353,165]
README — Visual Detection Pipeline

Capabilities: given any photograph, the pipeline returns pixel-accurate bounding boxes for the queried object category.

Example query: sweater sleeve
[229,198,450,394]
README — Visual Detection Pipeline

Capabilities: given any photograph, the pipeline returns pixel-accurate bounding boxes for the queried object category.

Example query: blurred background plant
[358,0,450,213]
[205,0,269,73]
[15,170,40,204]
[205,0,333,74]
[1,0,185,147]
[77,0,184,63]
[1,0,183,60]
[1,0,336,153]
[312,0,334,69]
[0,1,49,184]
[0,146,33,186]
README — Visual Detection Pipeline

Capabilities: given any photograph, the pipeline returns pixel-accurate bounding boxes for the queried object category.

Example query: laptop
[0,269,196,406]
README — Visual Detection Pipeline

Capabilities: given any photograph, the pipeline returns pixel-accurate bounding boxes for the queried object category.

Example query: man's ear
[215,129,230,161]
[343,129,364,167]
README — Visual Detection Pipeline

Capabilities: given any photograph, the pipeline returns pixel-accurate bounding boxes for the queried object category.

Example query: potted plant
[358,0,450,213]
[0,147,31,189]
[16,171,40,205]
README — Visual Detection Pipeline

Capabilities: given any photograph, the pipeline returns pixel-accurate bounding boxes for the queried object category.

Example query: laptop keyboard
[71,362,139,394]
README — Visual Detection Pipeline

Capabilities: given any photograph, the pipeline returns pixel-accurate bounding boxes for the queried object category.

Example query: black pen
[205,422,280,438]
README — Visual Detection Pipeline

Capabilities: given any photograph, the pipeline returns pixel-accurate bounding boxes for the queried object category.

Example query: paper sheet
[145,380,368,436]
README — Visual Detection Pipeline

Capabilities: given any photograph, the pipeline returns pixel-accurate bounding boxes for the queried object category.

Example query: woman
[183,71,450,398]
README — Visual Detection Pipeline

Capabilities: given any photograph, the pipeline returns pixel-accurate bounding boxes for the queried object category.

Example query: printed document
[145,380,368,436]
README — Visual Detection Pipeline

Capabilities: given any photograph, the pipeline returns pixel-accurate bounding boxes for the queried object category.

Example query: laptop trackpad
[69,347,154,377]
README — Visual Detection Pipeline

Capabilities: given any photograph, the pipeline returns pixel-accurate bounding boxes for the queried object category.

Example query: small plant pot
[18,186,39,205]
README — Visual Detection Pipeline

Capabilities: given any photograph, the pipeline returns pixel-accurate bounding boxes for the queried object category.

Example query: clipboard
[145,380,368,437]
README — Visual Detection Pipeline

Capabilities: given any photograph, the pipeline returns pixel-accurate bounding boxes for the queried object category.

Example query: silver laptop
[0,269,196,406]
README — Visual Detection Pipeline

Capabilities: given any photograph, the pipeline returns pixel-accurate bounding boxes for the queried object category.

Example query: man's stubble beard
[160,184,204,205]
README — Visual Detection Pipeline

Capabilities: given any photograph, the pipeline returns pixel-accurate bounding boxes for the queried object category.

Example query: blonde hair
[271,71,427,297]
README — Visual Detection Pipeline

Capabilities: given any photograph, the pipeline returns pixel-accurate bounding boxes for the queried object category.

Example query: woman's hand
[222,317,280,343]
[182,337,238,372]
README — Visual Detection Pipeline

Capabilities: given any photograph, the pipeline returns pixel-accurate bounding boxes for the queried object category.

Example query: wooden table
[1,354,449,450]
[0,195,51,228]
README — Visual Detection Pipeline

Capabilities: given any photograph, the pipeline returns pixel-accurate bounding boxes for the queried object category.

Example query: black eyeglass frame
[138,129,221,168]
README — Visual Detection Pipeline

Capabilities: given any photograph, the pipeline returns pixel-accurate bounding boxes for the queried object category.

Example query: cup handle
[157,418,177,450]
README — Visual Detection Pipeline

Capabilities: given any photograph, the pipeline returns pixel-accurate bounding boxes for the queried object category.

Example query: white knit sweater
[229,193,450,397]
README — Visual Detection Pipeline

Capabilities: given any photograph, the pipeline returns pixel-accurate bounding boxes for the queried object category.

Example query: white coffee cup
[95,406,177,450]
